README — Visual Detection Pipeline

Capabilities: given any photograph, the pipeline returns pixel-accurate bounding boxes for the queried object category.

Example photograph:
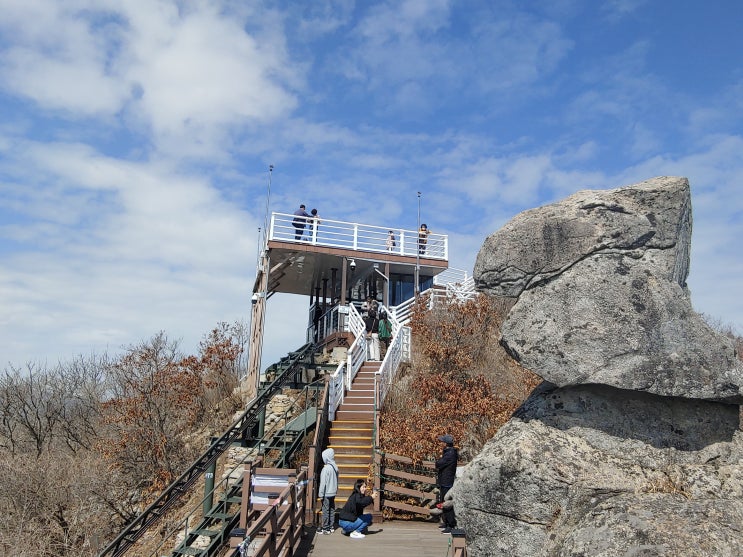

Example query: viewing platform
[257,212,449,298]
[293,521,459,557]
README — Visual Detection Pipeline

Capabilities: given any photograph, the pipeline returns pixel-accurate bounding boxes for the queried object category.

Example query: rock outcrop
[456,177,743,556]
[474,176,742,402]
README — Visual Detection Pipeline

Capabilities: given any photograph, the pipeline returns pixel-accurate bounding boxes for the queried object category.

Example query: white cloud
[122,2,299,152]
[0,0,302,157]
[0,134,260,367]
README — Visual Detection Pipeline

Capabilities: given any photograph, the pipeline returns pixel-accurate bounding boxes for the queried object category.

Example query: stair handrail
[374,326,408,408]
[306,381,330,525]
[227,468,307,557]
[445,275,476,301]
[97,342,315,557]
[345,303,367,391]
[151,455,261,557]
[327,360,345,421]
[153,382,322,556]
[433,267,469,287]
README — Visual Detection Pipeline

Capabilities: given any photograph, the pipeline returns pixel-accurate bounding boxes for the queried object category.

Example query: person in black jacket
[338,479,377,539]
[435,434,458,533]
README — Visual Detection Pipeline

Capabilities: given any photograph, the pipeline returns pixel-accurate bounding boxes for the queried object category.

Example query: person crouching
[338,479,377,539]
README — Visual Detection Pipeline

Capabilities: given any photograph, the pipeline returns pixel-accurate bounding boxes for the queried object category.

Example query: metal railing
[228,468,307,557]
[97,343,315,557]
[269,212,448,260]
[327,361,345,422]
[433,267,470,286]
[344,303,368,392]
[375,325,409,408]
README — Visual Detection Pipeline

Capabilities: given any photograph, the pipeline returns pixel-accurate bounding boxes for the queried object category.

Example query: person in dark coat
[292,204,310,240]
[435,434,458,533]
[338,479,377,538]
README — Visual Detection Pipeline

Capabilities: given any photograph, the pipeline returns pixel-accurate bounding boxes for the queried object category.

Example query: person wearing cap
[435,434,458,533]
[292,204,310,240]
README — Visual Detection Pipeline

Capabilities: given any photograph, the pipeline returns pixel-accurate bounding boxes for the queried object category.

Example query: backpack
[378,318,392,340]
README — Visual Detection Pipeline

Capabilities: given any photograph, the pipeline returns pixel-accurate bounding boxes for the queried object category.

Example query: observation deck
[254,212,449,301]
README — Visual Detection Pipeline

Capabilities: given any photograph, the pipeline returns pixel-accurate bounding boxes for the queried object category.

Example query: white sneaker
[350,531,365,539]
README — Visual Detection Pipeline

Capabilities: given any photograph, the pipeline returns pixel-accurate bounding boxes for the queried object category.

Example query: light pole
[415,191,421,297]
[262,164,273,247]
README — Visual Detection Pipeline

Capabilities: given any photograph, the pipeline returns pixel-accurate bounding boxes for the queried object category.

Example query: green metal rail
[168,384,321,557]
[97,343,315,557]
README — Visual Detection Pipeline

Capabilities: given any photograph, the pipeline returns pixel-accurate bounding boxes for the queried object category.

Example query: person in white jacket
[317,448,339,534]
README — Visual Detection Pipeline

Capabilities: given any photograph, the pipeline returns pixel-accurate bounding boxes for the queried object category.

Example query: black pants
[439,485,456,528]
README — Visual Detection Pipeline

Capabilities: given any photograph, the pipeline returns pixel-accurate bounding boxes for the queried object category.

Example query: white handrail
[328,361,345,421]
[269,212,448,261]
[345,303,367,391]
[433,267,469,286]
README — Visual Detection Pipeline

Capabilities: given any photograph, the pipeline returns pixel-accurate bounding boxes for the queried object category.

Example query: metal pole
[263,165,273,246]
[415,191,421,297]
[203,438,217,515]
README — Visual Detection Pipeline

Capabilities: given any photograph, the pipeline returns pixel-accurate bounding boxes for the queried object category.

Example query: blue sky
[1,0,741,370]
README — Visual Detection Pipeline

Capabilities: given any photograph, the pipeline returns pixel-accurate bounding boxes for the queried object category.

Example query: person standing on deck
[418,223,430,255]
[308,208,321,241]
[317,448,339,534]
[292,204,310,240]
[435,434,458,533]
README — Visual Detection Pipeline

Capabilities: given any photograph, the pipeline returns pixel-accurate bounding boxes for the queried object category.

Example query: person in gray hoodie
[317,448,339,534]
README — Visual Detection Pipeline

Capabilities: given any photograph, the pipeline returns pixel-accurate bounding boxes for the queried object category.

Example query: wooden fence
[228,464,307,557]
[376,453,437,515]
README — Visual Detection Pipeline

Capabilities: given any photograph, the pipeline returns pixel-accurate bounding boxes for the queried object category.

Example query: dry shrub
[380,292,541,462]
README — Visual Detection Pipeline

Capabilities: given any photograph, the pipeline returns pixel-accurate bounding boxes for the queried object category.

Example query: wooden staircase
[328,361,379,505]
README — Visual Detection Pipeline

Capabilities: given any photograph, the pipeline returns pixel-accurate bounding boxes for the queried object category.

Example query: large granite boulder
[457,177,743,556]
[474,176,693,297]
[452,384,743,557]
[474,176,742,403]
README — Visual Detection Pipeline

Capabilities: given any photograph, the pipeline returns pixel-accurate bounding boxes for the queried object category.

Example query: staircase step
[337,463,370,470]
[331,426,373,432]
[205,512,234,520]
[335,453,371,461]
[335,410,375,420]
[329,436,372,446]
[338,405,374,412]
[339,474,368,482]
[330,433,372,439]
[343,397,374,405]
[329,444,371,455]
[192,528,220,537]
[173,548,203,556]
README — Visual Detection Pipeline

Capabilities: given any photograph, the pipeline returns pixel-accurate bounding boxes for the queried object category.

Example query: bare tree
[56,355,107,453]
[0,364,65,457]
[99,332,203,489]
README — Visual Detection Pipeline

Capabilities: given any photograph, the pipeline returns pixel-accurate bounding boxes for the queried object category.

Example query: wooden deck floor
[293,520,453,557]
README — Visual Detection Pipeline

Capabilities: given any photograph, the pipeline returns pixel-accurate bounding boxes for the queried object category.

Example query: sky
[1,0,742,371]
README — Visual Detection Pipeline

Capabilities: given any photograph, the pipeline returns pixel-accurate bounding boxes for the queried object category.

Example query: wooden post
[451,529,467,556]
